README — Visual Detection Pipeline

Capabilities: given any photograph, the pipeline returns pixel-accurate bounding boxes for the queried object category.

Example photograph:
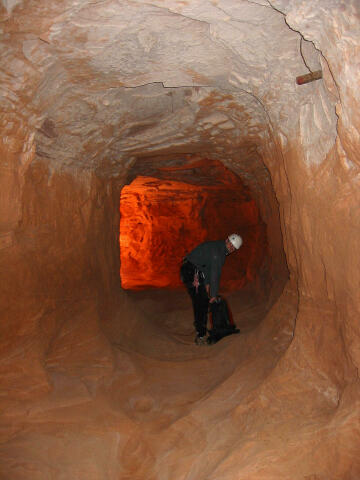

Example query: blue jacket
[186,240,227,297]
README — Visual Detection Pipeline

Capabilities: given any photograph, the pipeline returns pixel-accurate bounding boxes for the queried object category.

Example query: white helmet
[228,233,242,250]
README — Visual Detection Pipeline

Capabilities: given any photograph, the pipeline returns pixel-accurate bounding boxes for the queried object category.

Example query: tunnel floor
[1,283,339,479]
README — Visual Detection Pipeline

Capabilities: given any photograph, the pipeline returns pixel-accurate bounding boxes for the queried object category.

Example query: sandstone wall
[265,1,360,390]
[0,138,121,401]
[0,0,359,477]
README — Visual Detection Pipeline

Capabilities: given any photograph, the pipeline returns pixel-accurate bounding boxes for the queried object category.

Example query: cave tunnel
[1,1,360,479]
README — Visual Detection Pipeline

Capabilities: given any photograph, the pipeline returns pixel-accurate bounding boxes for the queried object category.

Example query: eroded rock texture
[120,159,267,290]
[0,0,359,479]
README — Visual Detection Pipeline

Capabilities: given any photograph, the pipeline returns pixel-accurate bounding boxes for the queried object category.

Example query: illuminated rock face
[120,160,267,291]
[0,1,360,479]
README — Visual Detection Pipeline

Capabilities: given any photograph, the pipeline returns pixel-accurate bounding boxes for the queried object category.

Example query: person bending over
[180,233,242,345]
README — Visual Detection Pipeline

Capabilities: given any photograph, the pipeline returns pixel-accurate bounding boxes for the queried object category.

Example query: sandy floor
[0,285,358,479]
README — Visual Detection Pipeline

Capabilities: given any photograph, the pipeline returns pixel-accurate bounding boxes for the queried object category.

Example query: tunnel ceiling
[1,0,332,181]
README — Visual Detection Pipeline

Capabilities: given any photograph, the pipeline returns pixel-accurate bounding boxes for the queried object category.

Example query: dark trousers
[180,260,209,337]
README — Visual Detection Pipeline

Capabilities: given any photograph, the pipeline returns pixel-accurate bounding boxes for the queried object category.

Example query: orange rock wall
[1,132,359,478]
[120,175,267,291]
[1,1,359,477]
[267,136,360,370]
[0,149,121,402]
[0,149,284,403]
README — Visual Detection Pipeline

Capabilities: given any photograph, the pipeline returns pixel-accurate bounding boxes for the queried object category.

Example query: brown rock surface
[0,1,359,479]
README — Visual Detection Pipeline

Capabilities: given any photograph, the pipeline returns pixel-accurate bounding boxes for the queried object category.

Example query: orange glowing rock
[120,160,267,291]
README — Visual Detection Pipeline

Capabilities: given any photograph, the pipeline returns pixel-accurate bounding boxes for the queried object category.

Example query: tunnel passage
[1,1,360,479]
[119,158,268,291]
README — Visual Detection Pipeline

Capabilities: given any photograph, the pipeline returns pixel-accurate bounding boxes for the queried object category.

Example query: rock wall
[268,0,360,377]
[0,144,121,401]
[119,164,268,291]
[0,0,359,478]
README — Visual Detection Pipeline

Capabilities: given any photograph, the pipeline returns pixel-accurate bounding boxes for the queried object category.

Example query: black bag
[208,297,240,344]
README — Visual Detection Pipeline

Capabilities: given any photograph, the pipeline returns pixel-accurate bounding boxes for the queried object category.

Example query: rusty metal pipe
[296,70,322,85]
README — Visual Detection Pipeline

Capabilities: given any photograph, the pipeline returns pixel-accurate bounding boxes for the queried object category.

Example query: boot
[195,334,207,345]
